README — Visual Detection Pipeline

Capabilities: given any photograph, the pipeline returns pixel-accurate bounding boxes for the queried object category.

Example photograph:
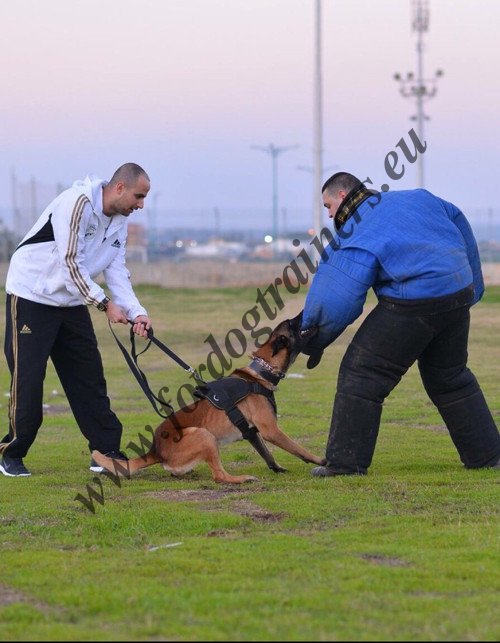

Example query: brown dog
[92,313,325,484]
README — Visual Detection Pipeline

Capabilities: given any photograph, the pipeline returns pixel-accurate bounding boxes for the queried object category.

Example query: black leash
[108,321,205,419]
[130,322,205,384]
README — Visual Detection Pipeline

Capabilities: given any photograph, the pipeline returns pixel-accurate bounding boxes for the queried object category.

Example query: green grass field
[0,284,499,641]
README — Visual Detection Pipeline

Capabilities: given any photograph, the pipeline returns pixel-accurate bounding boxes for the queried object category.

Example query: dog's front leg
[257,419,326,465]
[250,432,287,473]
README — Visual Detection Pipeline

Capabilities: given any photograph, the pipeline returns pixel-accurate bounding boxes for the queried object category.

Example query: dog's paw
[216,474,258,484]
[272,465,288,473]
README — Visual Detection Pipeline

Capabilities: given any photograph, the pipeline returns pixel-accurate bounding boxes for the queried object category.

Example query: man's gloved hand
[306,350,324,369]
[299,320,324,369]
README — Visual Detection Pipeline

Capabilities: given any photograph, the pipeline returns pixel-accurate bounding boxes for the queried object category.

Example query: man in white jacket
[1,163,152,477]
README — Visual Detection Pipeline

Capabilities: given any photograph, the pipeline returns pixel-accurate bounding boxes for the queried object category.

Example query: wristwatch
[97,296,110,312]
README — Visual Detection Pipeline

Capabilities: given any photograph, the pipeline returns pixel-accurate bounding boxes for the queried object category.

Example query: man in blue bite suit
[301,171,500,476]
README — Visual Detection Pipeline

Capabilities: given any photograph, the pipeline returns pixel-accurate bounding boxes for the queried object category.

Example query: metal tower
[394,0,443,187]
[252,143,298,240]
[312,0,324,235]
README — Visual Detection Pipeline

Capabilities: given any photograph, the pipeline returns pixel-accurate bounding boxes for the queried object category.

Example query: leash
[129,321,205,384]
[108,321,205,418]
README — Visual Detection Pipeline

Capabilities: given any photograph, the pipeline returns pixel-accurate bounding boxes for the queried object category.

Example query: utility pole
[213,207,221,238]
[312,0,324,234]
[281,207,288,238]
[394,0,443,187]
[251,143,298,241]
[10,168,18,232]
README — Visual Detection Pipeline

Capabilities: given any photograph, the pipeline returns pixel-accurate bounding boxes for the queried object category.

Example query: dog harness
[194,377,276,440]
[109,320,290,473]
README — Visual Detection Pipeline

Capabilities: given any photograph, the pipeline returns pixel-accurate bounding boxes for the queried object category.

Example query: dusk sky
[1,0,499,226]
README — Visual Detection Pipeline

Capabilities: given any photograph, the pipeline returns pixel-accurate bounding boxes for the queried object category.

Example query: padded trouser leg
[419,311,500,468]
[435,390,499,468]
[326,393,382,474]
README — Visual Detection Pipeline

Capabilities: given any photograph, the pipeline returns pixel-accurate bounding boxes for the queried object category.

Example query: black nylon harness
[110,323,285,470]
[193,377,277,440]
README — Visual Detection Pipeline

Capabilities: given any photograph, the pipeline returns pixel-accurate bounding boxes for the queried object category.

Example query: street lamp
[251,143,298,241]
[312,0,324,237]
[394,0,443,187]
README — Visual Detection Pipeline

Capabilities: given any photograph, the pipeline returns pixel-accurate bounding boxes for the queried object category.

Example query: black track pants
[326,290,500,473]
[1,295,122,459]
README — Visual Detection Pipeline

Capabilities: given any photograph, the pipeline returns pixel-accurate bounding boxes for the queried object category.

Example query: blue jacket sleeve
[301,246,379,352]
[436,196,484,304]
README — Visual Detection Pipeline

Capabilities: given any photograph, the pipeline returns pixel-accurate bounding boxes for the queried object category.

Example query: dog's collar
[248,357,286,386]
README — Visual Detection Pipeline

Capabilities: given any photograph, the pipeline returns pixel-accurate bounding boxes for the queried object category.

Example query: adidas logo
[20,324,32,334]
[111,239,121,248]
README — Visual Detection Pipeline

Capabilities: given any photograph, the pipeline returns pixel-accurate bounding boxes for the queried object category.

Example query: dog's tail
[91,449,160,477]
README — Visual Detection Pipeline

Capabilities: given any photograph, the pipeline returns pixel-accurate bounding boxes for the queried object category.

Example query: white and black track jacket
[6,175,147,320]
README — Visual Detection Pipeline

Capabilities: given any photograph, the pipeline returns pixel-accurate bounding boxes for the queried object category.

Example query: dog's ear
[271,334,290,356]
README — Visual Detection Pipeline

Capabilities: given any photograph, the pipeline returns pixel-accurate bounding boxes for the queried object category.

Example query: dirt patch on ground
[387,421,447,434]
[147,484,267,503]
[0,585,27,606]
[359,554,411,567]
[230,500,286,523]
[42,404,70,415]
[0,583,53,611]
[415,423,447,433]
[147,485,285,523]
[206,529,242,538]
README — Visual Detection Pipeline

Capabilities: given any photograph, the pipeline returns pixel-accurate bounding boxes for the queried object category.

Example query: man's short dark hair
[109,163,149,187]
[322,172,362,195]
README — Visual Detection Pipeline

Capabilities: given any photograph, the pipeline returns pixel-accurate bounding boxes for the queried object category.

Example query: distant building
[184,239,247,260]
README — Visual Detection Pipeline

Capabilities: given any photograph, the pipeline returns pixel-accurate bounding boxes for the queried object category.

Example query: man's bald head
[322,172,362,197]
[321,172,363,222]
[108,163,150,188]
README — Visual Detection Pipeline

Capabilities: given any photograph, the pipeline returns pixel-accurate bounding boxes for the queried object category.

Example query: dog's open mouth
[287,312,318,350]
[299,326,318,339]
[296,325,319,355]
